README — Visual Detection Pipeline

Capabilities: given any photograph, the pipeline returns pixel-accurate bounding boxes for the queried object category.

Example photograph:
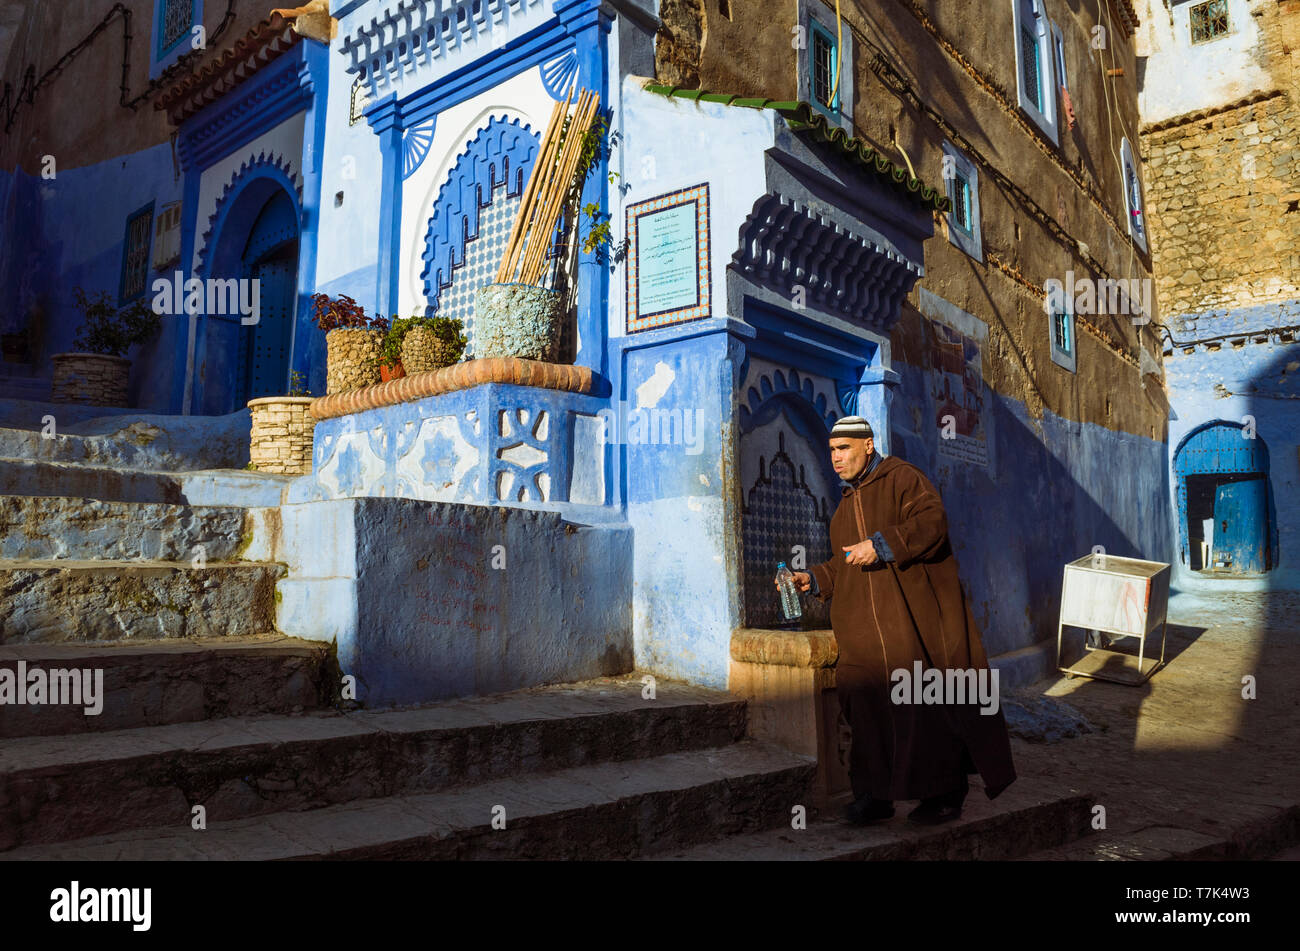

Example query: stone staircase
[0,406,1094,860]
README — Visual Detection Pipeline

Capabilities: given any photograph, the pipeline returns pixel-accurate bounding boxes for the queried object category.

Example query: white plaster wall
[1136,0,1273,123]
[191,111,307,271]
[316,37,386,289]
[400,67,556,317]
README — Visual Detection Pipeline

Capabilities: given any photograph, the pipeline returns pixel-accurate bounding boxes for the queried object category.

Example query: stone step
[0,740,814,860]
[0,416,249,472]
[0,495,248,562]
[0,636,338,738]
[0,559,283,643]
[641,779,1095,860]
[0,677,751,850]
[0,458,290,507]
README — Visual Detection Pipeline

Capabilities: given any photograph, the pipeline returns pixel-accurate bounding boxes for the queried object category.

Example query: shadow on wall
[889,376,1173,664]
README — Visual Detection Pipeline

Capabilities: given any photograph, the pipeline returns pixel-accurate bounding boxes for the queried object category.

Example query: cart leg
[1138,631,1146,676]
[1056,622,1065,671]
[1158,619,1168,668]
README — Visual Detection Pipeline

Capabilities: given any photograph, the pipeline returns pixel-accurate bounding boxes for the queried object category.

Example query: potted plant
[247,370,315,475]
[311,293,389,394]
[373,314,408,382]
[397,315,467,374]
[51,288,162,406]
[479,88,606,362]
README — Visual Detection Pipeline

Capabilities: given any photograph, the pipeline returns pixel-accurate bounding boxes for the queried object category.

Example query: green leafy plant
[373,315,467,370]
[310,293,388,332]
[287,370,310,397]
[70,288,161,357]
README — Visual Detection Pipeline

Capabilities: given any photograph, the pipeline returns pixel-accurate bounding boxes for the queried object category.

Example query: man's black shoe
[906,799,963,825]
[842,796,895,825]
[907,776,968,825]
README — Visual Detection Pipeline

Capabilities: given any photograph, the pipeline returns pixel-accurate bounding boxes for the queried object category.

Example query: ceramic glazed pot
[473,283,562,362]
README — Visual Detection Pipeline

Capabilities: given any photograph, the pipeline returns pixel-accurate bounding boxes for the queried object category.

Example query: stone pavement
[1010,589,1299,859]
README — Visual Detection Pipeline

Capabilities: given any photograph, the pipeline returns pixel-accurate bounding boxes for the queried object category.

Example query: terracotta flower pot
[325,328,383,394]
[380,359,406,382]
[474,283,562,362]
[247,396,315,475]
[50,352,131,406]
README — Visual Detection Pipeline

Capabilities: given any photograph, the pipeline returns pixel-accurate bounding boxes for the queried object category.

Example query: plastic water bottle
[775,562,802,620]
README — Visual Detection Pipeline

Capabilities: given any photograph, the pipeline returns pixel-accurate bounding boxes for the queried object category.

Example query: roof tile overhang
[155,14,302,125]
[1115,0,1140,36]
[643,83,950,214]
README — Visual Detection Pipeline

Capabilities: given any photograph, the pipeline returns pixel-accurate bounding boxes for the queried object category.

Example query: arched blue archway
[1173,420,1278,574]
[193,155,304,415]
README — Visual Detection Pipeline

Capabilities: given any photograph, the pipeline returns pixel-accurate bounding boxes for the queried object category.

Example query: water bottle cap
[777,562,787,568]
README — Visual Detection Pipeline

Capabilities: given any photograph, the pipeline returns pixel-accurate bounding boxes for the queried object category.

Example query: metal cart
[1055,554,1171,685]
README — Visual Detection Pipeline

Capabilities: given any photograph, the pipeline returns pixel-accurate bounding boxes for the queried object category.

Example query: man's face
[829,436,874,482]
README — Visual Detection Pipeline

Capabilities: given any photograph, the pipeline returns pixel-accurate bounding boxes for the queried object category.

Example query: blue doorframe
[1173,420,1278,573]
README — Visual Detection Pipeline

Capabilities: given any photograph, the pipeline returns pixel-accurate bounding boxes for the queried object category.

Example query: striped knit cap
[829,415,873,438]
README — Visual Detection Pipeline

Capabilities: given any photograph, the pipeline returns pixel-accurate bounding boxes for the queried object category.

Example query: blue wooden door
[245,250,295,399]
[1213,478,1267,573]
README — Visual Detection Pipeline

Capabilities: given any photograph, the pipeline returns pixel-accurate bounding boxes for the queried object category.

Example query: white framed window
[1011,0,1058,145]
[797,0,854,133]
[1050,20,1067,92]
[1120,137,1148,253]
[942,141,982,261]
[1049,306,1076,372]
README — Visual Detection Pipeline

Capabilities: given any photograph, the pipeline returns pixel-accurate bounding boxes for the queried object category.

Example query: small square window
[950,174,972,234]
[942,142,982,261]
[810,20,839,116]
[1189,1,1230,45]
[121,204,155,303]
[1021,27,1042,112]
[1049,309,1076,372]
[798,1,854,131]
[159,0,194,58]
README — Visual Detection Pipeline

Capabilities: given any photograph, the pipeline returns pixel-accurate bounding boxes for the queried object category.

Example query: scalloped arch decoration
[196,152,303,279]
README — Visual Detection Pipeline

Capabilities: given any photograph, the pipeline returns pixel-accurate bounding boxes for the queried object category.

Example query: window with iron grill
[950,174,972,233]
[1189,0,1230,44]
[1053,310,1072,355]
[1126,164,1145,240]
[1021,26,1041,112]
[121,206,155,303]
[811,21,838,115]
[160,0,194,55]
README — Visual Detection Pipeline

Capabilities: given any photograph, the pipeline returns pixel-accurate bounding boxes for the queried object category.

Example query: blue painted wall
[1163,300,1300,591]
[0,145,185,411]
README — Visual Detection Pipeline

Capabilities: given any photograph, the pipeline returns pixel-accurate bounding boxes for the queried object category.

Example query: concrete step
[0,458,289,507]
[0,495,248,561]
[0,740,814,860]
[0,636,338,738]
[642,779,1095,860]
[0,417,249,472]
[1018,804,1300,860]
[0,559,283,643]
[0,677,751,850]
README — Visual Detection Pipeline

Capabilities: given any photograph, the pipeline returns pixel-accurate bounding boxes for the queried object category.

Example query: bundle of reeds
[495,87,602,286]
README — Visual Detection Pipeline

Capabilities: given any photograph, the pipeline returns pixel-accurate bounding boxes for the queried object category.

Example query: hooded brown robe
[808,453,1016,803]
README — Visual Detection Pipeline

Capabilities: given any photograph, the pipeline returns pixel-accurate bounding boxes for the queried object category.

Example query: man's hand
[843,540,879,567]
[776,571,813,592]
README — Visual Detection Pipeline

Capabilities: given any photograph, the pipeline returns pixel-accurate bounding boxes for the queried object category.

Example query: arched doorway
[195,163,302,416]
[1173,421,1277,574]
[237,191,298,403]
